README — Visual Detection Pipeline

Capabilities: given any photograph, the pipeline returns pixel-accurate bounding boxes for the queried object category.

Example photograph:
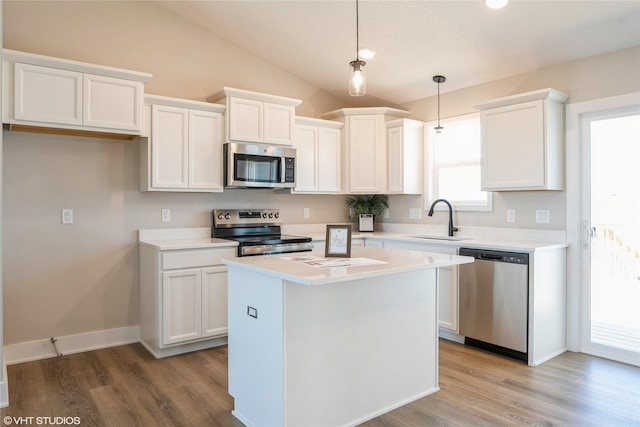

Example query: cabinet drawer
[162,248,236,270]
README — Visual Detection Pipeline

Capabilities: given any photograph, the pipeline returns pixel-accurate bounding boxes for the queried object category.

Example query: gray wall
[3,1,639,346]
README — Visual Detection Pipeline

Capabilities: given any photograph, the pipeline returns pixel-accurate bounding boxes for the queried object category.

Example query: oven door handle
[240,242,313,256]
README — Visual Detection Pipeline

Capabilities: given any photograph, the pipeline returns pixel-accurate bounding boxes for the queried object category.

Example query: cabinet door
[387,126,404,193]
[189,109,224,191]
[348,115,384,193]
[481,101,545,190]
[202,266,229,338]
[437,266,458,332]
[317,127,342,192]
[228,97,263,142]
[83,74,143,132]
[162,269,202,345]
[14,62,82,126]
[293,124,318,192]
[151,104,189,189]
[264,102,295,144]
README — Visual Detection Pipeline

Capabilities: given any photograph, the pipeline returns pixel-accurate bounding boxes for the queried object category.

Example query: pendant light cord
[355,0,360,60]
[437,81,441,128]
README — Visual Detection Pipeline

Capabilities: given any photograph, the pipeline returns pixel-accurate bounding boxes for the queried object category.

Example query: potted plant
[345,194,389,232]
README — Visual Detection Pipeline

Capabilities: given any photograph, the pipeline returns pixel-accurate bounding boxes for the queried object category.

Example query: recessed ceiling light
[358,48,376,60]
[485,0,508,9]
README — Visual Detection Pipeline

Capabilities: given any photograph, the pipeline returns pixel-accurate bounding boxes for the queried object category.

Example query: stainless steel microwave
[224,142,296,188]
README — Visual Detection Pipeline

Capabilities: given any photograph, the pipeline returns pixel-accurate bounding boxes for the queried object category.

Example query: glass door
[581,109,640,366]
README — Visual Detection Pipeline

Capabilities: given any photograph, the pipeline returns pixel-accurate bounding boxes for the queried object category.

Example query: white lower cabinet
[162,268,202,345]
[162,266,228,345]
[377,240,458,334]
[140,245,235,358]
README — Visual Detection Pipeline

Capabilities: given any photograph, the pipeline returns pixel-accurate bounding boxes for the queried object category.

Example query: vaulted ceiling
[153,0,640,106]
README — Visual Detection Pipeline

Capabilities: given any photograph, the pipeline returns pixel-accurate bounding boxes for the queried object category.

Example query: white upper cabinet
[322,107,410,194]
[140,95,226,193]
[3,49,151,137]
[292,117,343,194]
[475,88,569,191]
[387,118,424,195]
[208,87,302,145]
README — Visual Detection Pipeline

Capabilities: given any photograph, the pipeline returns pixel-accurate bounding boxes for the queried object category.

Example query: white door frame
[566,92,640,365]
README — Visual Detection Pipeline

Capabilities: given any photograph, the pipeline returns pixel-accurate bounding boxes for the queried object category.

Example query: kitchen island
[222,247,473,427]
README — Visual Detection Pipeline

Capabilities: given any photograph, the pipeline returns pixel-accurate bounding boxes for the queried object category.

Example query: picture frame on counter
[325,224,352,258]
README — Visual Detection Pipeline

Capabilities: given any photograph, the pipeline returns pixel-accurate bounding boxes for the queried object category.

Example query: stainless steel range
[212,209,313,257]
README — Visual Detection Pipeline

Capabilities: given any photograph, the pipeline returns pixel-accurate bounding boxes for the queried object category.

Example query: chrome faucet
[427,199,459,237]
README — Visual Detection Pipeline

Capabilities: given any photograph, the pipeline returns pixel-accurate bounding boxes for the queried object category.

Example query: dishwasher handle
[479,253,503,260]
[459,248,529,265]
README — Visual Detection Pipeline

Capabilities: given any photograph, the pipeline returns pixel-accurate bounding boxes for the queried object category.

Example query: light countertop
[310,232,568,252]
[138,237,237,250]
[137,227,568,253]
[222,247,473,286]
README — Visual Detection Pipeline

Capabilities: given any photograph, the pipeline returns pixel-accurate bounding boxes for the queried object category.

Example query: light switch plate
[507,209,516,223]
[162,208,171,222]
[62,209,73,224]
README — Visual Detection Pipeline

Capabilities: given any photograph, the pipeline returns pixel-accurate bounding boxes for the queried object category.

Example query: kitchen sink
[408,235,472,241]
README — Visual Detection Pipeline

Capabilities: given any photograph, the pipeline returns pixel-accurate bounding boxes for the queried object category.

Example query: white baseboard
[4,326,140,365]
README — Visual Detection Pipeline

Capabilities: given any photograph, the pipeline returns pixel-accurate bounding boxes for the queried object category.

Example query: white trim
[3,326,140,365]
[565,91,640,355]
[2,48,152,82]
[0,364,7,408]
[424,113,493,212]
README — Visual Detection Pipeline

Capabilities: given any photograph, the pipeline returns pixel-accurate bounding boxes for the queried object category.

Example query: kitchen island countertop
[222,246,472,286]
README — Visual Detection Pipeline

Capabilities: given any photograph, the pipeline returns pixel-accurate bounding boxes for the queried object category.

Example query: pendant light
[433,75,446,133]
[485,0,509,9]
[349,0,366,96]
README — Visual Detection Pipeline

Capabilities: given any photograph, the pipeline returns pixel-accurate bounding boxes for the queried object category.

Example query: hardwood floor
[1,339,638,426]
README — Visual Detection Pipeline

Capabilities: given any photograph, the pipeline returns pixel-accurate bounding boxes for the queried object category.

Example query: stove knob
[224,213,231,220]
[274,212,280,219]
[268,213,274,218]
[217,213,225,220]
[262,212,268,218]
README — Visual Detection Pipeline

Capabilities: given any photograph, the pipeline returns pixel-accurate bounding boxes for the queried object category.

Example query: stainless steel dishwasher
[458,248,529,362]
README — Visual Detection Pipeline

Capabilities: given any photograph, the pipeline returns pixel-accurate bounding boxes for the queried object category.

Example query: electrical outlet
[535,209,550,224]
[162,208,171,222]
[409,208,422,219]
[303,208,310,219]
[384,208,390,219]
[507,209,516,223]
[61,209,73,224]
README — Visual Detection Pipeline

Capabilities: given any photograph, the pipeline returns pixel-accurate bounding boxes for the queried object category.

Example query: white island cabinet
[138,228,237,358]
[223,247,472,427]
[2,49,151,137]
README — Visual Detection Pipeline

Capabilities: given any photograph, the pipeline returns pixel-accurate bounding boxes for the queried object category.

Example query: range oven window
[234,153,280,183]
